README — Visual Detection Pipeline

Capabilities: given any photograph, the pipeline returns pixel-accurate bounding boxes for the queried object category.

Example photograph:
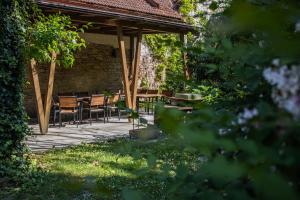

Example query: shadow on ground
[1,139,196,200]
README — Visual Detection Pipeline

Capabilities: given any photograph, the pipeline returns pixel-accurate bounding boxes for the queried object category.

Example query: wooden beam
[43,52,57,133]
[129,35,136,86]
[30,59,46,134]
[131,31,142,110]
[117,26,132,110]
[130,35,135,70]
[180,33,190,80]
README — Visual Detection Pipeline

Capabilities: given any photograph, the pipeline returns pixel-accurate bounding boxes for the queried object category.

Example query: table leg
[137,97,140,113]
[147,97,150,114]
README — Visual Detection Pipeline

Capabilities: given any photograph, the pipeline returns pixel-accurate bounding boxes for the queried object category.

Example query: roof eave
[37,0,197,34]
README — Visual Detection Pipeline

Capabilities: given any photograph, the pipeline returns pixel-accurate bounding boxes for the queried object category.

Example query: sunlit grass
[2,139,198,200]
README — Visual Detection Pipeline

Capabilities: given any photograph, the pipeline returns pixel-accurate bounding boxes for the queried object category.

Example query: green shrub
[0,0,34,180]
[123,0,300,199]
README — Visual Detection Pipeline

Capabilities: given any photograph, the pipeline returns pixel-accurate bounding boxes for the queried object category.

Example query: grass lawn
[1,139,198,200]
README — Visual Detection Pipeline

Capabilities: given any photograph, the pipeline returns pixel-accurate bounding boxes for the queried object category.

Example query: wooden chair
[58,96,80,127]
[162,90,173,97]
[146,89,159,114]
[106,93,121,121]
[137,89,148,94]
[161,90,173,104]
[84,94,106,125]
[137,89,148,112]
[147,89,159,94]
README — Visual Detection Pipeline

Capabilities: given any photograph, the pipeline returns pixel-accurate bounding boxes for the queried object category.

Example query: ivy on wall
[143,0,197,91]
[0,0,35,177]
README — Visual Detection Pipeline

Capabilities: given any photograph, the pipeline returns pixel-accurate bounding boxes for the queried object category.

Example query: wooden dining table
[77,96,91,102]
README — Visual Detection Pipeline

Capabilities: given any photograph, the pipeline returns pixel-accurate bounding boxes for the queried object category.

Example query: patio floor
[26,114,154,152]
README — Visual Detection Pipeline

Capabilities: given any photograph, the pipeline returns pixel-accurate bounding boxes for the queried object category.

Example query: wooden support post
[129,35,136,87]
[131,31,142,110]
[43,52,57,133]
[129,35,135,76]
[117,26,133,110]
[30,52,57,134]
[180,33,190,80]
[30,59,46,134]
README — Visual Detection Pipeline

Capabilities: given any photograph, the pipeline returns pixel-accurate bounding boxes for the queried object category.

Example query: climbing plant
[144,34,183,91]
[0,0,35,179]
[143,0,201,91]
[0,1,87,180]
[27,14,88,67]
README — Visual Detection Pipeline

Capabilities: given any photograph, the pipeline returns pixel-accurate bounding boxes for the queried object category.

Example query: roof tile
[41,0,182,20]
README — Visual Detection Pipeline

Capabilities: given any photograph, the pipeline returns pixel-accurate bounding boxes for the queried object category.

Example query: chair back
[138,89,148,94]
[162,90,173,97]
[147,89,159,94]
[91,95,105,107]
[107,93,120,105]
[59,96,78,109]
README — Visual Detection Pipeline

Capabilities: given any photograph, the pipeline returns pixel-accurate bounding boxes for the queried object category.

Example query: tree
[26,14,87,134]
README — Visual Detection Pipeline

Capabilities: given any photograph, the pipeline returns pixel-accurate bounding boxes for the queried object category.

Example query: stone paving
[26,115,153,153]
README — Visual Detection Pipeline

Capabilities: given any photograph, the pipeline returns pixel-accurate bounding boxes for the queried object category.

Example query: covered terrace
[25,0,194,144]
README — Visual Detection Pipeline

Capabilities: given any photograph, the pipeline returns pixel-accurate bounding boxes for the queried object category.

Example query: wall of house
[24,33,131,118]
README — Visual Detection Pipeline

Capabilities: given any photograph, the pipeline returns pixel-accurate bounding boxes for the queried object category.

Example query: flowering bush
[263,64,300,118]
[123,0,300,199]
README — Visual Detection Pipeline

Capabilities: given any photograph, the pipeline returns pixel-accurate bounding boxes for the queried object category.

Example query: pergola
[33,0,195,134]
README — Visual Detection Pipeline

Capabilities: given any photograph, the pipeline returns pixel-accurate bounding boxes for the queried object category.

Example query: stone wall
[24,42,127,118]
[138,42,160,89]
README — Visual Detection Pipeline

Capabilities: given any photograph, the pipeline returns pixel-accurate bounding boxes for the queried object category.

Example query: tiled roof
[40,0,182,20]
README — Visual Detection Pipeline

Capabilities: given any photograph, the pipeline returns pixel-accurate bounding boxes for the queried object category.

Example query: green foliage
[162,0,300,199]
[0,0,34,181]
[0,1,87,186]
[27,14,87,67]
[185,84,222,104]
[126,0,300,199]
[144,34,184,91]
[157,104,300,199]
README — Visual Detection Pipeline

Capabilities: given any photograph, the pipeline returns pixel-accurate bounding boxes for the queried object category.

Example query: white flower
[237,108,258,125]
[218,128,231,135]
[263,63,300,118]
